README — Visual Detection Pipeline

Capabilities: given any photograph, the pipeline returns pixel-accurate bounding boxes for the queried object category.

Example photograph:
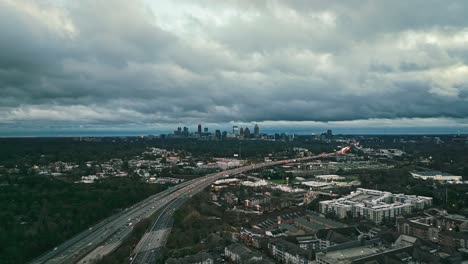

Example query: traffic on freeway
[129,197,186,264]
[31,149,346,264]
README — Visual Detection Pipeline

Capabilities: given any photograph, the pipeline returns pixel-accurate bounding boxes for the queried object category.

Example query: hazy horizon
[1,1,468,135]
[1,126,467,138]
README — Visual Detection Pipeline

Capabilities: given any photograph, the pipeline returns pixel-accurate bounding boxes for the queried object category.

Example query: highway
[128,152,344,264]
[130,197,185,264]
[30,177,215,264]
[31,150,343,264]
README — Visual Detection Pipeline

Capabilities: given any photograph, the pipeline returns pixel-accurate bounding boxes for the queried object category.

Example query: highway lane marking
[34,153,338,264]
[77,242,120,264]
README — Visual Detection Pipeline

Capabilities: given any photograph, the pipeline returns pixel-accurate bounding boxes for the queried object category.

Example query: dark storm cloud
[1,0,468,131]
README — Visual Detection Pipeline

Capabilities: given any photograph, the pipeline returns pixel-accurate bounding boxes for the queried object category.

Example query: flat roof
[411,170,460,177]
[319,246,380,261]
[348,193,382,202]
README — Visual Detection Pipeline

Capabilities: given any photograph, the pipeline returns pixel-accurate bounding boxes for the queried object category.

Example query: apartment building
[319,188,432,224]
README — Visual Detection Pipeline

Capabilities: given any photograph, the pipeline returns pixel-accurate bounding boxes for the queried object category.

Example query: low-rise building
[225,243,265,263]
[319,188,432,224]
[305,211,348,229]
[410,170,462,182]
[268,239,314,264]
[315,227,361,249]
[216,159,242,170]
[397,216,439,243]
[294,218,319,233]
[397,212,468,248]
[81,175,99,183]
[239,228,264,249]
[316,242,414,264]
[315,175,345,181]
[296,235,319,250]
[224,192,239,205]
[244,194,271,209]
[439,230,468,249]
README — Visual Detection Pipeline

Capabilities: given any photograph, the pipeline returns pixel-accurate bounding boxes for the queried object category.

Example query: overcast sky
[1,0,468,135]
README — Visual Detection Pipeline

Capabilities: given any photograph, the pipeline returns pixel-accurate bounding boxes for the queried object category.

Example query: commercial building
[244,127,251,138]
[315,174,345,181]
[254,124,260,137]
[215,159,242,170]
[318,246,417,264]
[215,129,221,140]
[410,170,462,182]
[319,188,432,224]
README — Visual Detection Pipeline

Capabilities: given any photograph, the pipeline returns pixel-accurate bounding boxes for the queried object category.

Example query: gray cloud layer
[1,0,468,132]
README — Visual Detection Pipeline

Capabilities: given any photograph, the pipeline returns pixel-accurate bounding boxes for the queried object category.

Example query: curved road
[31,151,340,264]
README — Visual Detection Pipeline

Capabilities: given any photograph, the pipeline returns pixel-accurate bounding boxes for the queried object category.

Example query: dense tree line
[0,137,335,263]
[0,138,148,167]
[355,135,468,178]
[0,176,166,264]
[0,137,337,167]
[358,166,468,215]
[164,192,231,260]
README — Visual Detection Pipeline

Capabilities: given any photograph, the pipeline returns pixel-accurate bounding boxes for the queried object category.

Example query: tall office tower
[222,131,228,140]
[198,124,202,136]
[215,130,221,140]
[183,126,189,137]
[326,129,333,139]
[232,126,239,135]
[204,127,208,133]
[177,127,182,135]
[254,124,260,137]
[244,127,251,138]
[240,127,244,136]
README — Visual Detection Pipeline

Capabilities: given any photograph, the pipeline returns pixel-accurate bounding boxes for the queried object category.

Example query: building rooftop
[411,170,460,177]
[226,243,251,256]
[315,227,360,244]
[306,210,348,228]
[295,217,324,231]
[302,181,330,188]
[270,239,313,259]
[315,174,345,180]
[296,235,316,243]
[321,188,432,211]
[279,223,301,233]
[318,245,381,262]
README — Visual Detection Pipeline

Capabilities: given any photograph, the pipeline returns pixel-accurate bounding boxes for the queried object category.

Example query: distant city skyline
[1,1,468,136]
[1,123,467,137]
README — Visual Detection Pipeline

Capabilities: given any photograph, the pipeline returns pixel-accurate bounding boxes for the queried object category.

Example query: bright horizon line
[1,130,467,138]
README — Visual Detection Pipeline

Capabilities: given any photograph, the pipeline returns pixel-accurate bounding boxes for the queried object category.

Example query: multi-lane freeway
[31,175,217,264]
[31,150,344,264]
[130,197,186,264]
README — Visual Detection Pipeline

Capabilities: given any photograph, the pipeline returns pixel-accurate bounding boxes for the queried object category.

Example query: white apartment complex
[319,188,432,224]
